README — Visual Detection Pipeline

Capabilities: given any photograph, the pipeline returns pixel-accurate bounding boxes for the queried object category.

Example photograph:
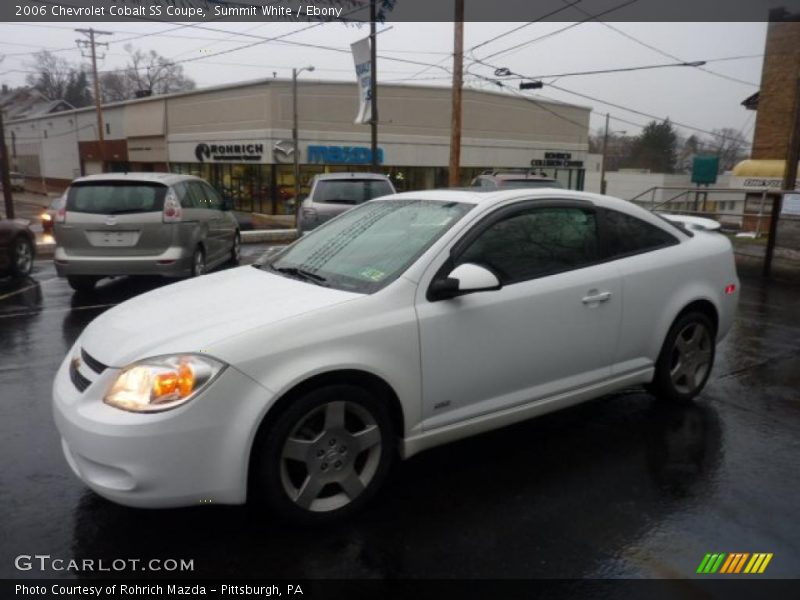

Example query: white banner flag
[351,37,372,125]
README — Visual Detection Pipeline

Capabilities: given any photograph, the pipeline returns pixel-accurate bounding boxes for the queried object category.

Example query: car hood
[79,266,362,367]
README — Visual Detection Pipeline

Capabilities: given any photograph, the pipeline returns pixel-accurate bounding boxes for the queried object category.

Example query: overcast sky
[0,21,766,143]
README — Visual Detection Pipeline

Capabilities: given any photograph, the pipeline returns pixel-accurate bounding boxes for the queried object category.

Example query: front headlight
[104,354,226,413]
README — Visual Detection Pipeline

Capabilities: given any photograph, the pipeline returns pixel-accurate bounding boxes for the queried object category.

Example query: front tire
[9,235,34,278]
[252,385,394,524]
[649,311,716,404]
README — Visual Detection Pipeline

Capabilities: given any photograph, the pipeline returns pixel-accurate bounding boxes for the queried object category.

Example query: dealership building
[3,78,591,217]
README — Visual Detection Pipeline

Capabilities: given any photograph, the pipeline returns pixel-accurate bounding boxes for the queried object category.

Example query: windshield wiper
[269,264,328,285]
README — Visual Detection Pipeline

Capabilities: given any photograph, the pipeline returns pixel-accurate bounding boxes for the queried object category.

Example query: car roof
[314,172,392,181]
[388,187,642,212]
[70,172,202,186]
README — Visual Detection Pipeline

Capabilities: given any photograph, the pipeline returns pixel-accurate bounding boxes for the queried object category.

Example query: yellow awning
[732,159,799,177]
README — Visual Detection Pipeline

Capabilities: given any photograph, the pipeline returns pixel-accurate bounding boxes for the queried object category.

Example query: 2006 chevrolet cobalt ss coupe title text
[53,189,739,522]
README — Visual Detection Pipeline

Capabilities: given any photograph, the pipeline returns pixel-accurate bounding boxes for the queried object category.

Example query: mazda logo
[273,140,295,163]
[195,143,211,162]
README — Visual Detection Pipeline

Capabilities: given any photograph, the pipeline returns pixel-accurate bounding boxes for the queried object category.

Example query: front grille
[81,348,107,374]
[69,361,91,392]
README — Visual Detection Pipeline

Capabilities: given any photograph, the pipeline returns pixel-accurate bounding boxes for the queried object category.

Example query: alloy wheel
[14,238,33,275]
[669,322,712,395]
[193,249,205,276]
[232,235,241,262]
[279,400,382,512]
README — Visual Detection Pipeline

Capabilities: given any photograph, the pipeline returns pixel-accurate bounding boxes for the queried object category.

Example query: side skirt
[400,368,654,460]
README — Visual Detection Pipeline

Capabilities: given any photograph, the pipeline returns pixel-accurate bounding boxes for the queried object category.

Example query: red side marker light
[725,284,736,295]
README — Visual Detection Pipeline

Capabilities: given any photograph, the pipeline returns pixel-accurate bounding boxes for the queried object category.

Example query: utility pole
[369,0,379,173]
[448,0,464,187]
[76,28,112,173]
[600,113,610,195]
[0,108,14,219]
[764,76,800,277]
[292,65,314,228]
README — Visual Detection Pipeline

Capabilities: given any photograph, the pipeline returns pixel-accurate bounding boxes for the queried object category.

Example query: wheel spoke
[339,472,365,500]
[670,359,685,380]
[295,475,324,508]
[696,348,712,366]
[352,425,381,453]
[324,401,346,430]
[686,325,702,350]
[282,437,313,462]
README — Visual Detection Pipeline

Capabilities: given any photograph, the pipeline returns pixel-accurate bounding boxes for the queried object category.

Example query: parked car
[53,188,738,523]
[471,171,563,190]
[9,171,26,191]
[298,172,395,233]
[41,194,65,235]
[0,218,36,277]
[53,173,240,292]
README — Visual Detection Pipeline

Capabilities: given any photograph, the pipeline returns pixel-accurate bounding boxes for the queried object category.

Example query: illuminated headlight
[104,354,226,413]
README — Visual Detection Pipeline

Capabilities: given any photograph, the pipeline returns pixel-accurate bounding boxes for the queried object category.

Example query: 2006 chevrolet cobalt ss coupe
[54,189,739,522]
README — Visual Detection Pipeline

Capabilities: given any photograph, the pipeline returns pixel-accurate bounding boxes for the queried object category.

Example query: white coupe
[53,189,739,522]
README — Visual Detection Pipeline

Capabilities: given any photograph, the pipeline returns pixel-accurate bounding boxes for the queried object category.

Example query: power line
[478,0,640,62]
[561,3,761,88]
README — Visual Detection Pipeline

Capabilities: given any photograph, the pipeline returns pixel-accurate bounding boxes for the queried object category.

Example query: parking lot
[0,252,798,580]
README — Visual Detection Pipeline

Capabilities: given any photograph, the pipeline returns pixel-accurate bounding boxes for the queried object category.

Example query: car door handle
[582,290,612,304]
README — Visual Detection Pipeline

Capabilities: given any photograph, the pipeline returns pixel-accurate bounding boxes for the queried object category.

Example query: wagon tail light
[56,204,66,224]
[725,283,737,295]
[162,189,182,223]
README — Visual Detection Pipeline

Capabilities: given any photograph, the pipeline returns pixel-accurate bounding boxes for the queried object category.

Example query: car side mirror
[428,263,501,301]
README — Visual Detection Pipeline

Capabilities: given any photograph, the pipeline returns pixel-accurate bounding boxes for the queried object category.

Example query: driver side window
[457,206,599,284]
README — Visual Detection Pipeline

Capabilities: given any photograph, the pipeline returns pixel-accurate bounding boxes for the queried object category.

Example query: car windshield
[313,179,394,205]
[499,179,562,189]
[66,182,168,214]
[264,199,473,294]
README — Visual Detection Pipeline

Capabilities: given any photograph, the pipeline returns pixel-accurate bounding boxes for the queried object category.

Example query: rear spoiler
[660,214,721,232]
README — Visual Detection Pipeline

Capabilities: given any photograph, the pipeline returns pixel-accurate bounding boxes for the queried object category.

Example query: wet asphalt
[0,253,798,580]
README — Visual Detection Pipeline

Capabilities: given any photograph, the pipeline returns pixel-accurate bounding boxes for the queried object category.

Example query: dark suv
[470,171,563,190]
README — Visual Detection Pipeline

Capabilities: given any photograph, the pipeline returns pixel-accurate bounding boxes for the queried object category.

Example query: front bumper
[52,345,275,508]
[54,245,194,278]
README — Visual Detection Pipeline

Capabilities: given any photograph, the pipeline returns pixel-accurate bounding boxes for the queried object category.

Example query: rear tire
[9,235,34,278]
[648,311,716,404]
[191,246,206,277]
[230,232,241,265]
[67,275,98,293]
[252,384,394,524]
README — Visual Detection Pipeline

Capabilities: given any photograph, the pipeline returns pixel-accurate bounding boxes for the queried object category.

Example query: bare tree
[703,128,750,172]
[100,45,195,102]
[24,50,92,107]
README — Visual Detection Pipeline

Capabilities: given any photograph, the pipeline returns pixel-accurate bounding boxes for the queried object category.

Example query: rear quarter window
[602,209,679,259]
[67,182,168,214]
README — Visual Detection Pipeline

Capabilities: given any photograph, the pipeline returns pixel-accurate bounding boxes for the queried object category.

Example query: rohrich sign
[307,145,384,165]
[195,142,264,163]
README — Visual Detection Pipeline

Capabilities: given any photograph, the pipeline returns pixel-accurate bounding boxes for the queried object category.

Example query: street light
[292,65,314,228]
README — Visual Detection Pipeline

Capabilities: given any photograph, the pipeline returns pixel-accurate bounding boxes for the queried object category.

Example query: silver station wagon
[54,173,240,292]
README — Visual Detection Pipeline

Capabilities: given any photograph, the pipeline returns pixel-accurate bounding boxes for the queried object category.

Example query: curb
[241,229,297,244]
[35,242,56,258]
